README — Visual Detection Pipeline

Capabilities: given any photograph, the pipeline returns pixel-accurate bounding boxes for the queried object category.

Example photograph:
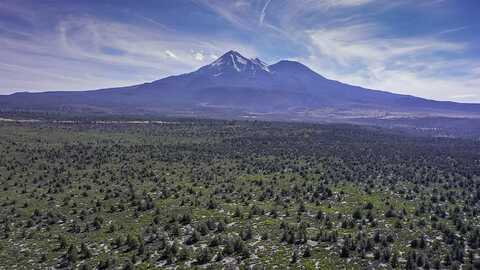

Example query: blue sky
[0,0,479,102]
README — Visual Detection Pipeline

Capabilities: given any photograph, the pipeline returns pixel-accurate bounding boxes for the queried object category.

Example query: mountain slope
[1,50,479,119]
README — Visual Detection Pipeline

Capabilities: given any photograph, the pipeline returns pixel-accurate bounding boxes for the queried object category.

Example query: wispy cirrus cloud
[298,22,479,102]
[259,0,272,25]
[307,24,464,64]
[307,0,376,10]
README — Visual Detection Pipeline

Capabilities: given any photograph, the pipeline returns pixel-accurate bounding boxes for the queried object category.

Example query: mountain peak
[211,50,250,70]
[200,50,270,76]
[269,60,323,78]
[271,60,310,70]
[224,50,242,56]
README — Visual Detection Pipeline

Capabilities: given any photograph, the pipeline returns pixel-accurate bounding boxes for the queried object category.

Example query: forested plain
[0,118,479,269]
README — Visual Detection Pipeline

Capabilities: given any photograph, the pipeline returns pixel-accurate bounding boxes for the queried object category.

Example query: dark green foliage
[196,248,210,265]
[0,117,479,269]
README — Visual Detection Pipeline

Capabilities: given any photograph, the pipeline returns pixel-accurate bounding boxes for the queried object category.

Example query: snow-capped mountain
[198,50,270,77]
[1,50,480,121]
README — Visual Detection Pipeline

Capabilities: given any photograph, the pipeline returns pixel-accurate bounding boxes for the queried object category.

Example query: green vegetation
[0,118,479,269]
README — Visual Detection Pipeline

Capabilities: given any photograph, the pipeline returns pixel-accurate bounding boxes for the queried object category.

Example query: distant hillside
[1,50,479,130]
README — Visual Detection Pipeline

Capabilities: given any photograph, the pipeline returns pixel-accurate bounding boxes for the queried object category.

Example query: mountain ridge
[1,50,479,121]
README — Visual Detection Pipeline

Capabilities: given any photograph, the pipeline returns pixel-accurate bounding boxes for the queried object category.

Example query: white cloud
[165,50,178,59]
[194,52,205,61]
[307,24,464,66]
[316,0,375,9]
[450,94,478,100]
[259,0,272,25]
[299,23,480,102]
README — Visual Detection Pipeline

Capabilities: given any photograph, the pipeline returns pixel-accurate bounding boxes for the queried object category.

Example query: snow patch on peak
[252,58,266,66]
[230,54,241,72]
[251,58,270,72]
[234,54,248,65]
[202,50,272,75]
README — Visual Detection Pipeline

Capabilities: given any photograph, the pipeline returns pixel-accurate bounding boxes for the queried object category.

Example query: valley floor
[0,118,479,269]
